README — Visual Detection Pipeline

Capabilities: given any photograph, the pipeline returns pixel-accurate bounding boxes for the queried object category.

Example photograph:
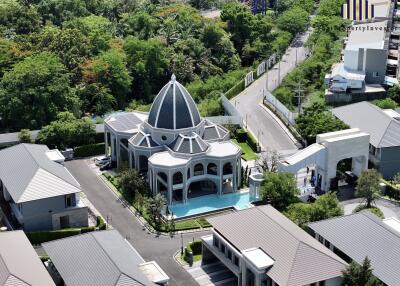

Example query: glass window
[221,244,225,253]
[227,250,232,260]
[234,256,239,266]
[213,237,219,248]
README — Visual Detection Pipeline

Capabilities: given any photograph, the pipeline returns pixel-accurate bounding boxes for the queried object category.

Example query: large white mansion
[104,75,242,205]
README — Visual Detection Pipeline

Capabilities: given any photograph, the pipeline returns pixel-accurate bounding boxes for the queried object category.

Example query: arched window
[194,164,204,176]
[157,172,168,182]
[223,162,233,175]
[207,163,218,175]
[187,168,190,179]
[120,138,129,147]
[173,172,183,185]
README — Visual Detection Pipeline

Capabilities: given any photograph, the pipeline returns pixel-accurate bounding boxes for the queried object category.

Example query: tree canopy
[356,169,382,208]
[342,257,382,286]
[260,171,299,211]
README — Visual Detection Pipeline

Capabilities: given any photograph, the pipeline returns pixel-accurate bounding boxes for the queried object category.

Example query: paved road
[231,31,311,152]
[66,159,209,286]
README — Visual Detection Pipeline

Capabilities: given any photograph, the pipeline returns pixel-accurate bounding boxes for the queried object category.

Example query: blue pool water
[170,192,253,218]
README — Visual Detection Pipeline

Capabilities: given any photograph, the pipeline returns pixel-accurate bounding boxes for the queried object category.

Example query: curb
[258,102,300,146]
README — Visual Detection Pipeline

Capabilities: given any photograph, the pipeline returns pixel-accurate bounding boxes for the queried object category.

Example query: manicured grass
[175,220,201,231]
[196,217,212,228]
[233,139,257,161]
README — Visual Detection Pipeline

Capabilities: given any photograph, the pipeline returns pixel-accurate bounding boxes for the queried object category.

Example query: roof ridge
[0,254,11,284]
[284,241,303,286]
[377,119,393,147]
[116,272,145,286]
[361,211,400,238]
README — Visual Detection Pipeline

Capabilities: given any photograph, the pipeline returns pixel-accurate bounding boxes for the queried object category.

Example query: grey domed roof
[148,75,201,130]
[130,131,158,148]
[169,133,208,154]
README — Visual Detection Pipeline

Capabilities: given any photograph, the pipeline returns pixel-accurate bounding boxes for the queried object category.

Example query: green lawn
[232,139,257,161]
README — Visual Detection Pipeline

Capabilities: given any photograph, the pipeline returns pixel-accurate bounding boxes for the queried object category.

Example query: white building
[104,75,241,205]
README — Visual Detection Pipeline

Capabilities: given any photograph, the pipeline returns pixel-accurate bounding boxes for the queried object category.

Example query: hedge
[353,205,385,219]
[26,228,83,244]
[74,143,105,157]
[246,132,258,152]
[382,179,400,201]
[225,78,245,99]
[97,216,107,230]
[184,240,202,262]
[235,128,247,143]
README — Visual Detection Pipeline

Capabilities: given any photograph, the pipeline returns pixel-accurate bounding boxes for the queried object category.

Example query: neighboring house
[43,229,169,286]
[202,205,347,286]
[0,144,88,231]
[332,101,400,179]
[325,63,365,93]
[104,74,241,206]
[0,230,55,286]
[308,211,400,286]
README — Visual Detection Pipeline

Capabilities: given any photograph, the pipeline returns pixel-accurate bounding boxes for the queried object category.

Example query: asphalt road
[66,159,209,286]
[231,31,311,152]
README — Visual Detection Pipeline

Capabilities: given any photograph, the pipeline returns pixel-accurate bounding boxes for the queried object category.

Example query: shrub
[74,143,105,157]
[353,204,384,219]
[80,226,96,233]
[383,179,400,201]
[40,256,49,262]
[225,79,245,99]
[96,216,107,230]
[184,240,202,262]
[235,128,247,142]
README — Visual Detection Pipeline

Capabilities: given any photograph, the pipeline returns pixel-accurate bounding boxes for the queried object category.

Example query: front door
[60,215,70,229]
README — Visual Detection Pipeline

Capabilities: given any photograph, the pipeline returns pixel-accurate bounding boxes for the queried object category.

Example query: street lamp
[181,233,184,255]
[257,130,264,152]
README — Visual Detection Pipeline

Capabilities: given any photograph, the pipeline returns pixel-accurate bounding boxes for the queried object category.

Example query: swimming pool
[170,191,253,218]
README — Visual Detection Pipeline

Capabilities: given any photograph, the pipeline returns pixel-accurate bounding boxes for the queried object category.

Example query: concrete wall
[52,207,88,230]
[364,49,387,84]
[379,146,400,179]
[344,49,360,70]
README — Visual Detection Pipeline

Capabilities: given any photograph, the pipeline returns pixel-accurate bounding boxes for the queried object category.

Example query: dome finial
[171,73,176,83]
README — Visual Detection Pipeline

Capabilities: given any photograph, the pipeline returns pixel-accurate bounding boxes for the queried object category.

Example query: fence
[264,91,298,125]
[217,95,243,126]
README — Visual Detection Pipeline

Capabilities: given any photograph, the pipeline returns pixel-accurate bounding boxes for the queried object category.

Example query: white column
[111,134,116,161]
[218,161,223,196]
[183,168,188,203]
[233,160,237,192]
[104,130,109,156]
[237,158,241,190]
[167,172,172,205]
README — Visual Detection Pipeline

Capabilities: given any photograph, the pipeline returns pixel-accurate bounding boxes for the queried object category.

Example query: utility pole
[265,59,269,91]
[293,81,305,114]
[295,47,298,66]
[278,54,281,85]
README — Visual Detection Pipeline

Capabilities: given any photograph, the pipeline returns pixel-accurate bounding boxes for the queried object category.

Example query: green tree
[36,112,95,149]
[123,36,169,100]
[198,95,221,117]
[356,169,381,208]
[118,11,159,39]
[388,85,400,104]
[295,102,348,144]
[18,129,32,143]
[0,52,79,130]
[148,193,166,229]
[342,257,382,286]
[277,7,309,36]
[64,15,114,54]
[260,172,299,210]
[82,48,132,108]
[0,0,41,34]
[20,26,91,80]
[119,168,149,201]
[0,38,19,78]
[285,192,343,227]
[220,2,255,54]
[77,83,116,115]
[37,0,90,26]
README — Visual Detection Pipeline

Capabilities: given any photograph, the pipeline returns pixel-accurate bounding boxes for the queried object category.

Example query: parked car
[95,156,110,166]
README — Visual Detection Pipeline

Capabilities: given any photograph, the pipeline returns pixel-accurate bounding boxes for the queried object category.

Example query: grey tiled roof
[130,132,158,148]
[308,211,400,286]
[169,133,208,154]
[148,75,201,130]
[43,230,153,286]
[0,144,81,203]
[202,124,228,141]
[208,205,346,286]
[332,101,400,148]
[0,231,55,286]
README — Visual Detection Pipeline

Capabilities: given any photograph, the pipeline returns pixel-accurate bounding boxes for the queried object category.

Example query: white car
[95,156,110,166]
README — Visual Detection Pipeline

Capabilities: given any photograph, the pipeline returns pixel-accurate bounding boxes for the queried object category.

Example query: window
[324,240,330,248]
[213,237,219,248]
[318,235,324,243]
[65,194,75,208]
[319,281,326,286]
[227,249,232,260]
[220,244,225,254]
[373,72,379,77]
[234,256,239,266]
[161,135,167,141]
[18,203,23,214]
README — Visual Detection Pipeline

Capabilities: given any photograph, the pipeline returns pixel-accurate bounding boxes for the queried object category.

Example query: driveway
[66,159,210,286]
[231,31,311,152]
